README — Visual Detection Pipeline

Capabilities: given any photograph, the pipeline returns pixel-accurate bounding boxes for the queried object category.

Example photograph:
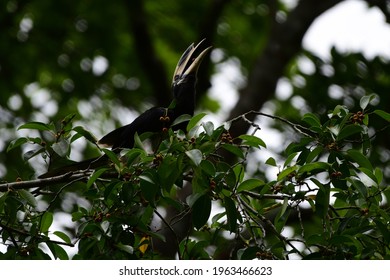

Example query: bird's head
[171,39,212,102]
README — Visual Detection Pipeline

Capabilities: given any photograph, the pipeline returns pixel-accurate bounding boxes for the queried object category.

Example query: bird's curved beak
[172,39,212,85]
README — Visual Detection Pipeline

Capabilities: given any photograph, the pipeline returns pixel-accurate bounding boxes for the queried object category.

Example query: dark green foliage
[1,0,390,260]
[1,98,389,259]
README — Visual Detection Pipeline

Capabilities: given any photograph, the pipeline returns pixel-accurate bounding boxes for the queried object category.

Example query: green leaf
[233,164,245,184]
[265,157,277,167]
[297,148,310,165]
[347,150,373,170]
[221,143,244,158]
[306,234,326,246]
[133,132,146,150]
[187,192,202,207]
[329,235,355,245]
[363,114,369,126]
[185,149,202,166]
[202,121,214,136]
[121,148,144,165]
[336,124,363,141]
[23,148,45,161]
[18,121,53,131]
[298,162,329,175]
[277,198,289,220]
[374,167,383,185]
[238,246,263,260]
[40,212,53,234]
[224,196,238,233]
[277,166,298,181]
[312,179,330,219]
[172,114,191,127]
[102,148,121,167]
[47,242,69,260]
[211,212,226,225]
[331,105,349,117]
[53,231,72,244]
[302,113,321,128]
[187,113,207,131]
[284,151,299,167]
[158,155,181,190]
[374,219,390,244]
[0,192,7,213]
[349,178,368,198]
[374,109,390,122]
[52,139,70,157]
[200,160,216,176]
[140,173,159,205]
[87,168,109,188]
[211,125,225,140]
[359,94,376,110]
[61,114,76,126]
[238,134,266,148]
[359,167,378,185]
[18,189,37,207]
[306,146,323,163]
[71,210,84,222]
[274,198,290,232]
[7,137,29,152]
[72,126,97,143]
[189,194,211,229]
[237,178,265,193]
[116,243,134,255]
[139,173,156,184]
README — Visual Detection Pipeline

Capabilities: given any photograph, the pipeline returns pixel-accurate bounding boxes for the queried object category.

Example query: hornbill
[39,40,211,178]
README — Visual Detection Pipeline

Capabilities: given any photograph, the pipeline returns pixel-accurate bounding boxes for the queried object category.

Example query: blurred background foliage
[0,0,390,259]
[1,0,389,179]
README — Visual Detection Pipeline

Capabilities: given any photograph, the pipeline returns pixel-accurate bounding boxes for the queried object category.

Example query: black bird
[39,40,212,178]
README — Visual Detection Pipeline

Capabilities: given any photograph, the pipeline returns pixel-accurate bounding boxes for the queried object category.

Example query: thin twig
[46,176,87,210]
[237,196,265,242]
[153,209,180,259]
[0,172,90,192]
[241,190,292,200]
[238,196,304,259]
[228,110,315,138]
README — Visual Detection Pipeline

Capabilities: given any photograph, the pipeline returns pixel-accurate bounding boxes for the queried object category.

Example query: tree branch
[0,172,91,192]
[126,0,171,106]
[228,110,315,138]
[196,0,232,100]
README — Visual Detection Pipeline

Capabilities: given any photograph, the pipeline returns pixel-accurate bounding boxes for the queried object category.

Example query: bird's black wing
[38,107,171,178]
[98,107,172,149]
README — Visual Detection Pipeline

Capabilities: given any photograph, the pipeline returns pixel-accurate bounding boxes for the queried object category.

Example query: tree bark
[127,0,171,106]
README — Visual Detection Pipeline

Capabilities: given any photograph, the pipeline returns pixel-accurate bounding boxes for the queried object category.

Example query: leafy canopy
[1,95,390,259]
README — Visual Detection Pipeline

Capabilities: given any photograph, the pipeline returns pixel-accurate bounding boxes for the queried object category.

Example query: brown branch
[153,209,181,259]
[241,190,292,201]
[126,0,171,106]
[196,0,232,99]
[0,172,91,192]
